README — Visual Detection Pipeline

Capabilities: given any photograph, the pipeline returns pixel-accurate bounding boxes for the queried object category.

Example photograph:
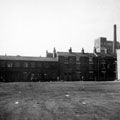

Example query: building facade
[94,37,120,54]
[117,50,120,80]
[94,25,120,54]
[0,56,58,82]
[56,48,116,81]
[0,48,116,82]
[0,24,118,82]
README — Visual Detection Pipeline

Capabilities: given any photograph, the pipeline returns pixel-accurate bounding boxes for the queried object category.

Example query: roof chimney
[46,50,48,57]
[81,48,84,54]
[69,47,72,53]
[53,47,57,58]
[113,24,117,54]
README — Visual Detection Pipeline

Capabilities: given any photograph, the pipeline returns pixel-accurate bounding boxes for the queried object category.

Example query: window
[7,62,13,67]
[101,59,105,64]
[51,63,56,69]
[44,63,49,68]
[37,62,42,68]
[0,61,6,67]
[76,57,80,61]
[101,59,106,70]
[24,62,28,68]
[101,61,106,69]
[15,62,20,67]
[76,64,80,70]
[76,57,80,64]
[31,62,35,68]
[89,64,93,70]
[89,57,93,63]
[89,71,93,79]
[64,56,68,64]
[64,64,69,68]
[107,64,110,69]
[101,71,106,78]
[76,72,81,79]
[102,63,105,69]
[69,58,73,64]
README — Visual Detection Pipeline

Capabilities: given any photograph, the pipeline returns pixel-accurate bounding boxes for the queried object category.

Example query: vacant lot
[0,81,120,120]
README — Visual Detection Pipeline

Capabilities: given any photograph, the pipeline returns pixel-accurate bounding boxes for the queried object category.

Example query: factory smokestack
[113,24,117,54]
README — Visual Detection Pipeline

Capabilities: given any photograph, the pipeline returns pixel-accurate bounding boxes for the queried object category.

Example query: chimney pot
[53,47,57,58]
[69,47,72,53]
[82,48,84,54]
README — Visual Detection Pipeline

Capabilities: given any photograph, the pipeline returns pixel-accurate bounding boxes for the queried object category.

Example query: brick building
[0,56,58,82]
[0,47,116,82]
[56,47,116,81]
[0,24,118,82]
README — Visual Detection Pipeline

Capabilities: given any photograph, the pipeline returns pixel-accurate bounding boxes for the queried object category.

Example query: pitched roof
[57,51,115,58]
[57,52,75,57]
[0,55,58,62]
[57,52,95,57]
[72,52,93,57]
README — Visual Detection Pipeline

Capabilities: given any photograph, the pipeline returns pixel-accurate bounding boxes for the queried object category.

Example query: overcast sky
[0,0,120,56]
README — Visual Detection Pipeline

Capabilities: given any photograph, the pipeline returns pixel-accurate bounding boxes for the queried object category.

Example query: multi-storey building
[56,47,116,81]
[94,25,120,54]
[0,56,58,82]
[0,47,116,82]
[0,24,118,82]
[57,48,76,81]
[94,37,120,54]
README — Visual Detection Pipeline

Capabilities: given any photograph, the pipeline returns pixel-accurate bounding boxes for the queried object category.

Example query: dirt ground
[0,81,120,120]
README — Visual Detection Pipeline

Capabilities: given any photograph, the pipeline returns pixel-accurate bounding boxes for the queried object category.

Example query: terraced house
[0,47,117,82]
[0,56,58,82]
[55,47,116,81]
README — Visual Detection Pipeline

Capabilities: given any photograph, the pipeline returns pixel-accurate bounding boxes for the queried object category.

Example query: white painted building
[117,50,120,80]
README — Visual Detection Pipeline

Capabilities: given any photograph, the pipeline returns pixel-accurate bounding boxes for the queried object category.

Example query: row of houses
[49,48,116,81]
[0,47,116,82]
[0,56,58,82]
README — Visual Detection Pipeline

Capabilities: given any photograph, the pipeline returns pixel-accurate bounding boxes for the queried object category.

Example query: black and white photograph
[0,0,120,119]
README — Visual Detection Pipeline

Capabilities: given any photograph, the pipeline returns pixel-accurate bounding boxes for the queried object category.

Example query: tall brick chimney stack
[113,24,117,54]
